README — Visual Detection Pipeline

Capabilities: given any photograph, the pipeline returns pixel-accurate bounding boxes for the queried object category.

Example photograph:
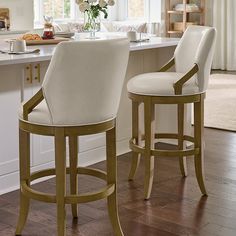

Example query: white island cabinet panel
[26,62,56,167]
[0,65,22,192]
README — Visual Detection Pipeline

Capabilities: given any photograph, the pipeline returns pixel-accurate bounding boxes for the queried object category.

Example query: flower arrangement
[75,0,115,37]
[75,0,115,19]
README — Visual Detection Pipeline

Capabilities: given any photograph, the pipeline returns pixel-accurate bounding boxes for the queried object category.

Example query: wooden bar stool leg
[55,128,67,236]
[129,101,141,181]
[106,126,124,236]
[178,104,188,177]
[69,136,78,218]
[15,129,31,236]
[144,99,155,200]
[194,95,207,196]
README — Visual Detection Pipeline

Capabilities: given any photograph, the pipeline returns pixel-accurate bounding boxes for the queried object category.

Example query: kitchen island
[0,34,180,194]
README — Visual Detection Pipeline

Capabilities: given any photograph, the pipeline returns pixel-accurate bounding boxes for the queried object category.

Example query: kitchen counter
[0,34,179,66]
[0,30,28,35]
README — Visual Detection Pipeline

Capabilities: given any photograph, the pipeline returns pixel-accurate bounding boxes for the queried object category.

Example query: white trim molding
[0,139,130,195]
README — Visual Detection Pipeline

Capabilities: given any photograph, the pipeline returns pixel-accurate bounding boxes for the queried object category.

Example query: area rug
[204,73,236,131]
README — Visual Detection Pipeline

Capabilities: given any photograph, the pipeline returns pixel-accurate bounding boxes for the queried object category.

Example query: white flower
[107,0,115,6]
[79,2,90,12]
[88,0,97,3]
[75,0,83,5]
[99,0,107,8]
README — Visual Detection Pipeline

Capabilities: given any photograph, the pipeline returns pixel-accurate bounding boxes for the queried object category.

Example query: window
[34,0,76,27]
[128,0,146,19]
[123,0,161,23]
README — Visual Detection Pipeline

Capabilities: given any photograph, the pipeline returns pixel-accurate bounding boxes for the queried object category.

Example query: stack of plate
[54,32,75,38]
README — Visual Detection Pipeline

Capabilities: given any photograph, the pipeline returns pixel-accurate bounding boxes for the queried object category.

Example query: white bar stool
[15,38,129,236]
[127,26,216,200]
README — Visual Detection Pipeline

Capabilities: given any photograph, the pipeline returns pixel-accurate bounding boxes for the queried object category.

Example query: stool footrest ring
[129,133,199,158]
[151,148,199,157]
[21,167,114,204]
[140,133,195,143]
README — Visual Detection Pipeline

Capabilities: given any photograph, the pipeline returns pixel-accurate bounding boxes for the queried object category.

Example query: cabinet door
[79,134,106,153]
[21,62,55,167]
[0,65,22,177]
[116,50,143,142]
[31,62,56,167]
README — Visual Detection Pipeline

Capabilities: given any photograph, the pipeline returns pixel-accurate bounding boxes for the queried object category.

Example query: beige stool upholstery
[127,26,216,200]
[15,38,129,236]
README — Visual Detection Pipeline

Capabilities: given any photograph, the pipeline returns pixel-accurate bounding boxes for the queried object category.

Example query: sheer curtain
[209,0,236,70]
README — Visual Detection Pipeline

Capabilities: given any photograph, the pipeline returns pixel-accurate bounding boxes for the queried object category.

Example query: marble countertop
[0,33,179,66]
[0,30,29,35]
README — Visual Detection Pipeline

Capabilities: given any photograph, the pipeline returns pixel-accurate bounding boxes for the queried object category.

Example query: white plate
[130,38,150,43]
[0,48,40,54]
[55,32,75,38]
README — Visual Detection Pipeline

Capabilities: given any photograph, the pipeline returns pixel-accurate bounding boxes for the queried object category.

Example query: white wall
[108,2,118,21]
[0,0,34,30]
[116,0,126,20]
[149,0,162,22]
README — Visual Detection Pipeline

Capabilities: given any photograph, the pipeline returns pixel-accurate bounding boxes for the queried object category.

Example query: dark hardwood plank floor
[1,128,236,236]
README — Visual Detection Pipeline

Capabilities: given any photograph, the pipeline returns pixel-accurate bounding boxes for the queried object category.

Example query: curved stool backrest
[174,26,216,92]
[42,38,129,126]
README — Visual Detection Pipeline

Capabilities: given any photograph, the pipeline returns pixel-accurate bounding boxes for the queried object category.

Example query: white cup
[127,31,138,42]
[9,40,26,53]
[147,23,160,36]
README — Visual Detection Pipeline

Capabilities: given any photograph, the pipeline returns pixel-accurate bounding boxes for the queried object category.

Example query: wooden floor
[1,128,236,236]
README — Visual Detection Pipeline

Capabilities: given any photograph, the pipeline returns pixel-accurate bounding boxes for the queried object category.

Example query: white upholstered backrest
[42,38,129,126]
[174,26,216,92]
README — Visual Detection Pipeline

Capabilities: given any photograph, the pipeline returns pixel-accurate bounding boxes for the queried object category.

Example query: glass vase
[83,10,100,39]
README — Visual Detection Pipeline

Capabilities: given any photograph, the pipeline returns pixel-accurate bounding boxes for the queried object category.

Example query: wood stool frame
[15,89,124,236]
[128,60,207,200]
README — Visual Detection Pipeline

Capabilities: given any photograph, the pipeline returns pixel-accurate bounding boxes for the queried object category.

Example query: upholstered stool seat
[19,100,52,126]
[127,26,216,200]
[19,100,116,127]
[15,38,129,236]
[127,72,199,96]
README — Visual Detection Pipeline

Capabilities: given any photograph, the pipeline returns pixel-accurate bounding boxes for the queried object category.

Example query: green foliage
[84,1,108,19]
[64,0,71,18]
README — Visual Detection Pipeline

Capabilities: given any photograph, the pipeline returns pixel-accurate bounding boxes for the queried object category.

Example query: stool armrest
[174,64,199,95]
[158,57,175,72]
[23,88,44,121]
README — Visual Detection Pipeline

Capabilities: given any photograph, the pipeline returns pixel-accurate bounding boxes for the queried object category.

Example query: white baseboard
[0,139,130,195]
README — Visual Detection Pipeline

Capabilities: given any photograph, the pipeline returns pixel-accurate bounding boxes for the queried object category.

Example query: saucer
[0,48,40,54]
[55,32,75,38]
[130,38,150,43]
